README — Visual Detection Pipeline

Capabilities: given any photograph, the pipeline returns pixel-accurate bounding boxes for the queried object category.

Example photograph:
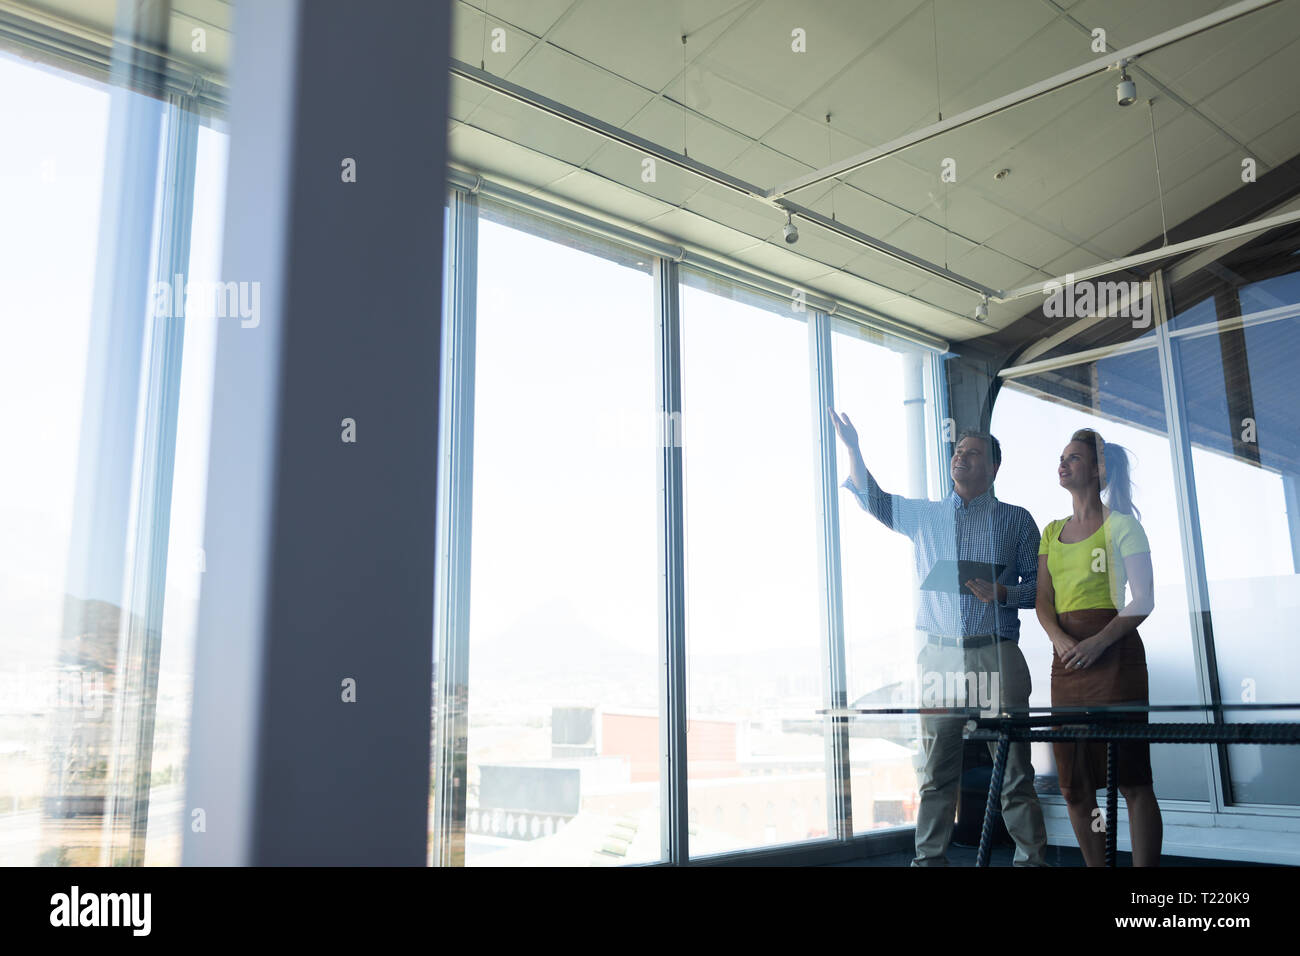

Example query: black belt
[926,633,1008,649]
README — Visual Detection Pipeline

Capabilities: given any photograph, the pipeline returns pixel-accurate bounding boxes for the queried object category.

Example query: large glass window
[143,124,228,865]
[1169,231,1300,807]
[678,273,826,855]
[0,48,224,866]
[0,52,112,866]
[460,206,661,865]
[830,323,939,834]
[994,350,1211,802]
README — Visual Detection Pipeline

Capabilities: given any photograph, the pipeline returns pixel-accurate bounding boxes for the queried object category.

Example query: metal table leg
[976,732,1009,867]
[1105,741,1118,867]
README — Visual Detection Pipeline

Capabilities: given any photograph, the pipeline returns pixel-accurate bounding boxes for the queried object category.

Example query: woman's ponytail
[1071,428,1140,521]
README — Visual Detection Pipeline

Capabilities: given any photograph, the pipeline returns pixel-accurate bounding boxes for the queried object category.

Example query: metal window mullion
[431,188,478,867]
[930,351,953,499]
[1152,271,1230,812]
[654,257,689,865]
[809,310,852,840]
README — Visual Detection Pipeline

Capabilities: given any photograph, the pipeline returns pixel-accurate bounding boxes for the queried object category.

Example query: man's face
[951,437,996,492]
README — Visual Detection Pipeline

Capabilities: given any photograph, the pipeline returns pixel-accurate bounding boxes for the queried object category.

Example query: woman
[1035,428,1162,866]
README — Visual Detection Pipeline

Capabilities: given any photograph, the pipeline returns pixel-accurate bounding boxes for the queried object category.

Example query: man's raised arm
[828,406,901,531]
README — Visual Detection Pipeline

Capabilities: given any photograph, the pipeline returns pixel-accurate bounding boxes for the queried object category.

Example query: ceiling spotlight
[974,297,989,322]
[1116,67,1137,107]
[783,212,799,244]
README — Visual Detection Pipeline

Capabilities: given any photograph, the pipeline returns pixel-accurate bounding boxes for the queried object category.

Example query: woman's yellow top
[1038,512,1149,613]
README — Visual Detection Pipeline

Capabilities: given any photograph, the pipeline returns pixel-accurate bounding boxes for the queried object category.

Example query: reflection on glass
[1172,297,1300,806]
[834,395,1048,866]
[143,125,227,865]
[1035,427,1161,866]
[995,351,1210,803]
[460,212,660,865]
[679,274,826,855]
[0,49,221,866]
[830,324,932,836]
[0,54,112,866]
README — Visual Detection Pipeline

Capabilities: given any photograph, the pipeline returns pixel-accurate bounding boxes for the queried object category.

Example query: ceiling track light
[974,296,989,322]
[1116,59,1137,107]
[783,212,799,245]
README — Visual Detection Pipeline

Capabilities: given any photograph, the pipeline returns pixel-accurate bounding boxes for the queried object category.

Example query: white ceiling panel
[932,0,1063,112]
[1065,0,1231,47]
[939,187,1033,247]
[987,217,1088,272]
[463,92,612,168]
[950,244,1041,291]
[543,169,673,226]
[642,207,764,258]
[837,249,932,297]
[448,125,578,191]
[1198,35,1300,144]
[622,95,757,173]
[738,238,851,285]
[882,217,978,269]
[845,157,941,215]
[812,9,938,145]
[725,141,818,188]
[802,184,915,237]
[1139,1,1298,99]
[680,59,791,141]
[808,269,910,309]
[761,109,853,176]
[896,278,982,316]
[466,0,578,38]
[450,8,535,76]
[943,16,1091,117]
[1252,108,1300,169]
[448,73,491,118]
[547,0,742,91]
[1159,151,1260,226]
[505,43,652,128]
[581,141,703,208]
[696,0,927,113]
[683,183,790,243]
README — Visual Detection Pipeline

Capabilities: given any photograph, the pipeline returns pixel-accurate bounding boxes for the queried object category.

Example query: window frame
[997,264,1300,822]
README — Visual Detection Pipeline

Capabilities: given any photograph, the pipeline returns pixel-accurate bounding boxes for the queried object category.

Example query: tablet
[918,559,1007,594]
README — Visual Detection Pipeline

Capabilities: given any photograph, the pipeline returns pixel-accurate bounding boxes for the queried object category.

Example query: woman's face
[1058,440,1098,491]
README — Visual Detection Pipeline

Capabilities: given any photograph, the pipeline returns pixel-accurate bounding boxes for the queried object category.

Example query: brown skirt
[1050,608,1153,789]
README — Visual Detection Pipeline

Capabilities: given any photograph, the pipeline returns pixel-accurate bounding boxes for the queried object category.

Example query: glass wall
[830,322,940,834]
[994,222,1300,817]
[1167,228,1300,807]
[678,272,826,855]
[460,205,661,865]
[0,45,228,864]
[994,353,1210,802]
[0,51,113,867]
[143,125,228,865]
[433,209,945,861]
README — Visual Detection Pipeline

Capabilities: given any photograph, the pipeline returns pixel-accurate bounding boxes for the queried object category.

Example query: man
[829,409,1047,867]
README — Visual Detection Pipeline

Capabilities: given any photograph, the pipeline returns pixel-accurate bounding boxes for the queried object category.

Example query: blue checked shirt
[843,473,1040,642]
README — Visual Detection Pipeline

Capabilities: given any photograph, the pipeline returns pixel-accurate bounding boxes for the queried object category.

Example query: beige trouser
[912,639,1047,867]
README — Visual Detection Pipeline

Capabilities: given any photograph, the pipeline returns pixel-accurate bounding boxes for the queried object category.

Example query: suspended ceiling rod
[768,0,1283,201]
